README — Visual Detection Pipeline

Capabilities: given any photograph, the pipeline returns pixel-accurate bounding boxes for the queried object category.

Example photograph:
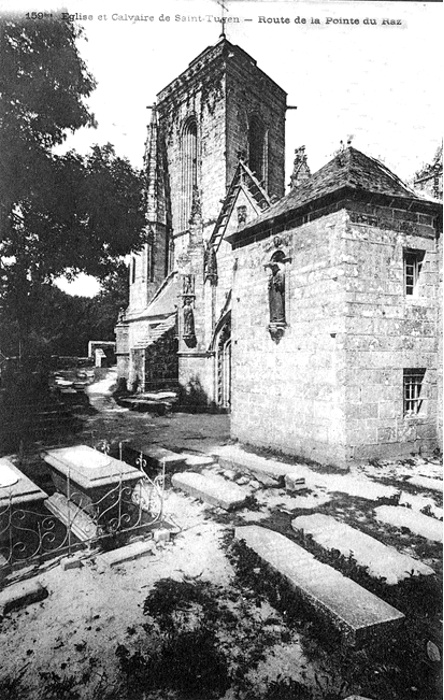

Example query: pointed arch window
[248,115,267,184]
[181,116,198,230]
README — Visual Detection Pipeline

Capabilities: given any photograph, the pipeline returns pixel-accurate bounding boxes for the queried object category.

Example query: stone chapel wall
[342,202,440,461]
[231,210,348,466]
[231,201,441,467]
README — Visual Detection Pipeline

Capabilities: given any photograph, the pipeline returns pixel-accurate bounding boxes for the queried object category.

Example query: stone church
[116,35,442,467]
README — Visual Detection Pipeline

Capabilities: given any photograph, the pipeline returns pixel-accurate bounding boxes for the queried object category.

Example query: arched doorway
[216,318,231,410]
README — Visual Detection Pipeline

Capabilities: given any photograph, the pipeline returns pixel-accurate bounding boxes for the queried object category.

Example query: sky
[1,0,442,296]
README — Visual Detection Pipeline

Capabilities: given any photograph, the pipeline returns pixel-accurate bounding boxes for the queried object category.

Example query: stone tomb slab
[182,454,216,468]
[213,445,304,486]
[374,506,443,543]
[127,444,186,472]
[0,457,48,545]
[291,513,434,585]
[0,578,48,616]
[43,445,143,490]
[172,472,249,511]
[235,525,404,644]
[407,475,443,493]
[0,457,48,508]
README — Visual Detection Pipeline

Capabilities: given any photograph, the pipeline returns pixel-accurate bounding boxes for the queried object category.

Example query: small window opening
[403,368,426,415]
[404,248,425,296]
[131,257,136,284]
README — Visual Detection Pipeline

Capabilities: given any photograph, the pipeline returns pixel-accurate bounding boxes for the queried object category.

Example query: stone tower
[153,35,287,259]
[117,36,287,401]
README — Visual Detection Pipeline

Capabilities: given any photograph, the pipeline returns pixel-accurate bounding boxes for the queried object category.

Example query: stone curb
[100,540,156,567]
[0,579,48,616]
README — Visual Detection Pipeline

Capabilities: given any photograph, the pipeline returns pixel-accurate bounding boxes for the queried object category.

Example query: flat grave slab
[374,506,443,543]
[291,513,434,584]
[235,525,404,644]
[182,454,216,468]
[407,475,443,493]
[172,472,249,510]
[212,445,304,485]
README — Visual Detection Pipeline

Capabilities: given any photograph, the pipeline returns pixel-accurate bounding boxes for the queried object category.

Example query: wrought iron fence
[0,445,165,586]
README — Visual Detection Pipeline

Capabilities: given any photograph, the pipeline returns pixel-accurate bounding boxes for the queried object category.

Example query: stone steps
[172,472,249,511]
[235,525,404,645]
[291,513,434,584]
[45,493,98,542]
[374,506,443,543]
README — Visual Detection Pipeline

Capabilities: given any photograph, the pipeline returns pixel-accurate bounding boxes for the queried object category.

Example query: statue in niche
[183,297,196,341]
[204,242,217,283]
[237,205,247,226]
[183,274,194,295]
[268,261,286,324]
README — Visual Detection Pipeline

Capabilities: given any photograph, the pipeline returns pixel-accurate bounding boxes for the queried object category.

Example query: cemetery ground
[0,369,442,700]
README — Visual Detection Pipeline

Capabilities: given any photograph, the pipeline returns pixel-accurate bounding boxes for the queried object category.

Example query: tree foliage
[0,17,145,355]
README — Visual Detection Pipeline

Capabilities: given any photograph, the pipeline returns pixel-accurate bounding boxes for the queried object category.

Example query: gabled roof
[237,147,438,235]
[209,160,271,250]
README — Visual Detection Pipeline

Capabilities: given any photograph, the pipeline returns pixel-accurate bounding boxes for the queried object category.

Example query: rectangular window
[403,249,425,296]
[131,257,136,284]
[403,368,426,415]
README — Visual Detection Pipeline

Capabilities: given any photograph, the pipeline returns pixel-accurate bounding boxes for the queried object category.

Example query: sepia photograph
[0,1,442,698]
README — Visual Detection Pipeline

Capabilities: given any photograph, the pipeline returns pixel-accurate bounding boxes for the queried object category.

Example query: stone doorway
[216,318,231,410]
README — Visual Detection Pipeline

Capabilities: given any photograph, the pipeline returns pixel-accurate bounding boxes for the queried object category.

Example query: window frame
[403,368,426,416]
[403,248,425,297]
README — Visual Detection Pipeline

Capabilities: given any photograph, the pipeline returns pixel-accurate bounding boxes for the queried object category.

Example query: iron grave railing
[0,445,165,586]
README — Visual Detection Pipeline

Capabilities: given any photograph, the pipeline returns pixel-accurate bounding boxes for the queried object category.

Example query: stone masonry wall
[231,210,348,466]
[231,202,441,467]
[129,244,148,312]
[129,225,169,314]
[342,203,440,460]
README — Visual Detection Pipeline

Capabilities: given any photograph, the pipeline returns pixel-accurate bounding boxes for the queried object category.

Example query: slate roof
[129,271,179,321]
[242,147,435,232]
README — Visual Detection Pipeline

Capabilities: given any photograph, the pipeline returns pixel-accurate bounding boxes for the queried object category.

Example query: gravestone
[235,525,404,644]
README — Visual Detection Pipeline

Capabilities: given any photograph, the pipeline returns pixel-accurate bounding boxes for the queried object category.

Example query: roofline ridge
[347,146,417,196]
